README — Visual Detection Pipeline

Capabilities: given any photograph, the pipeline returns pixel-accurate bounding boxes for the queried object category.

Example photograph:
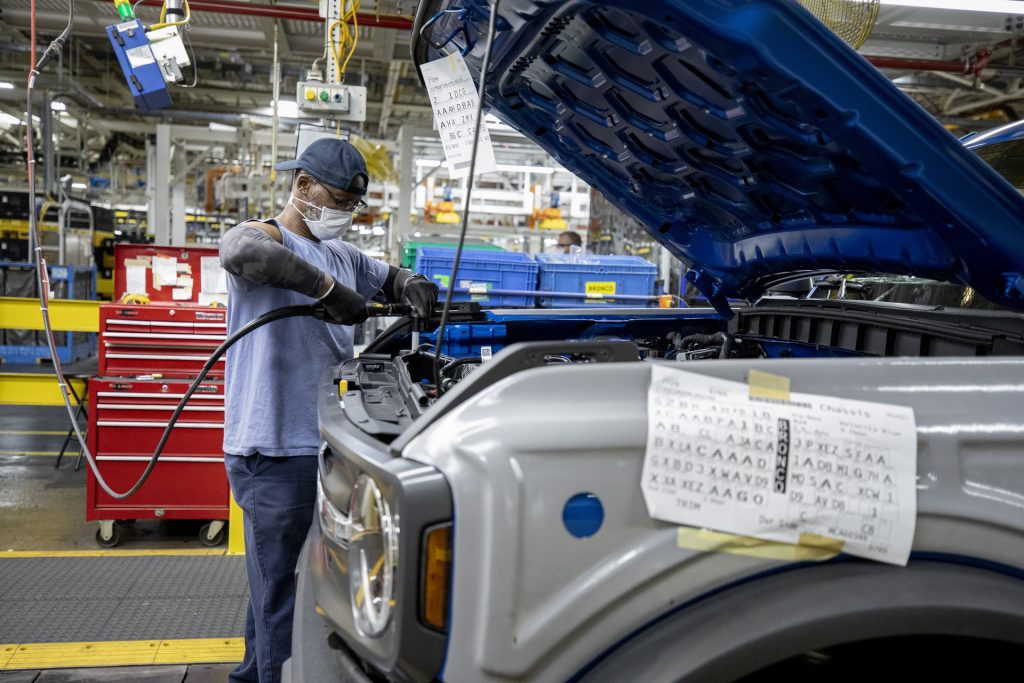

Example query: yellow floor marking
[1,638,244,669]
[153,638,244,664]
[1,548,227,558]
[0,430,68,436]
[0,450,63,457]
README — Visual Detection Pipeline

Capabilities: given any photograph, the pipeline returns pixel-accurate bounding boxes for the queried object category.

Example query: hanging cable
[344,8,359,75]
[329,0,361,81]
[433,0,502,394]
[177,26,199,88]
[26,0,76,469]
[150,0,191,31]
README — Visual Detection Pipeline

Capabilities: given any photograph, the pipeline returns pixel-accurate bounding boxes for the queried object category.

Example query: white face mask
[289,194,354,240]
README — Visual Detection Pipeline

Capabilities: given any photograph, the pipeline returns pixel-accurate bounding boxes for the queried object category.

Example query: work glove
[313,279,369,325]
[401,274,439,319]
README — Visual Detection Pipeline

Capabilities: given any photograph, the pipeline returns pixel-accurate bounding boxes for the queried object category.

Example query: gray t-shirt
[223,220,389,457]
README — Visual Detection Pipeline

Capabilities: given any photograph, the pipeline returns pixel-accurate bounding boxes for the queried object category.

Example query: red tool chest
[87,244,233,547]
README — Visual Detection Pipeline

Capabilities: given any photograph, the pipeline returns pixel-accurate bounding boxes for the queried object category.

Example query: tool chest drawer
[99,303,228,377]
[86,458,229,519]
[86,376,229,520]
[91,378,224,456]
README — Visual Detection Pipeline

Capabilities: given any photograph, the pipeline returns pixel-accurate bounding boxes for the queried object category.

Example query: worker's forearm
[220,226,329,297]
[384,265,418,302]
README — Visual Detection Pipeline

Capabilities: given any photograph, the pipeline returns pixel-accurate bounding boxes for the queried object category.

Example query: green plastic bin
[401,238,505,269]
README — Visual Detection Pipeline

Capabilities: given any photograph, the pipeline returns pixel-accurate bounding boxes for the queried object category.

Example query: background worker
[218,138,438,683]
[557,229,583,254]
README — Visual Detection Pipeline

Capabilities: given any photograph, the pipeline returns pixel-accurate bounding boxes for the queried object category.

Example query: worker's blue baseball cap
[274,138,368,196]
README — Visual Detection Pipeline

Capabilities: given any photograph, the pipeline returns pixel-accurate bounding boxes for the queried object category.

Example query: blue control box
[106,19,172,111]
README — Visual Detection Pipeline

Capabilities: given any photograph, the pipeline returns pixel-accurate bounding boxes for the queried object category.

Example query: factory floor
[0,388,246,681]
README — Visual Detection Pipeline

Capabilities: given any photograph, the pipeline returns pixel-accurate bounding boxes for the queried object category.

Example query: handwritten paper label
[642,366,917,566]
[419,53,497,178]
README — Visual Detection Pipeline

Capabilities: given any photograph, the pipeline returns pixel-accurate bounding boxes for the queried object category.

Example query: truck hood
[412,0,1024,315]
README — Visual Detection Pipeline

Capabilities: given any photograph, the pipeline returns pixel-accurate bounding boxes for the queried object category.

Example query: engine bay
[333,299,1024,443]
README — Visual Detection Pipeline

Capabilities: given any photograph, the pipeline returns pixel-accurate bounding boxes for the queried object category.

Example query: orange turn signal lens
[422,524,452,630]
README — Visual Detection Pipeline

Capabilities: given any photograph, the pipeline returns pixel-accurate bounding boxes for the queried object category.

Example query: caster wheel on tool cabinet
[199,522,226,547]
[95,524,122,548]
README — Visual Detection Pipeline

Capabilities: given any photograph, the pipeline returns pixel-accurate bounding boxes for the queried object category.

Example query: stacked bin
[535,254,657,307]
[400,237,505,270]
[416,247,539,307]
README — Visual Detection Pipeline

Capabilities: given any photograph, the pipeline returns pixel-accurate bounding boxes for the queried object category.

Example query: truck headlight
[348,474,398,638]
[317,472,352,547]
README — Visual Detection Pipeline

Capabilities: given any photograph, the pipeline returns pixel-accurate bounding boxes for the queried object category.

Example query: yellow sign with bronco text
[585,281,616,300]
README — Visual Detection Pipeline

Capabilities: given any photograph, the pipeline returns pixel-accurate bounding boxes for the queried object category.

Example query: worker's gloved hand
[313,280,369,325]
[401,274,439,319]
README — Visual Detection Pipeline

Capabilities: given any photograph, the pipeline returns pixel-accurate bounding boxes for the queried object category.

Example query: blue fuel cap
[563,493,604,539]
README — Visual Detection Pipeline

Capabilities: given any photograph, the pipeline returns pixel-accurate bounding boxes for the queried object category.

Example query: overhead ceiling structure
[0,0,1023,185]
[0,1,431,141]
[862,1,1024,123]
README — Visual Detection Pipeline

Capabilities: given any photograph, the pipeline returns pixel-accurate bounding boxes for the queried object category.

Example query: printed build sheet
[419,53,497,178]
[642,366,918,566]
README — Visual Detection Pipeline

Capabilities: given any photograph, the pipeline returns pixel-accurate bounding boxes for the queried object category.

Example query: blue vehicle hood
[412,0,1024,315]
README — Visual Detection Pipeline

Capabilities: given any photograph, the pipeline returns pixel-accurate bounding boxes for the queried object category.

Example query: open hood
[412,0,1024,315]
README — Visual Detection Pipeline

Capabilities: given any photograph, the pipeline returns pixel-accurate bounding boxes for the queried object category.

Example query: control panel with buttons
[295,82,367,121]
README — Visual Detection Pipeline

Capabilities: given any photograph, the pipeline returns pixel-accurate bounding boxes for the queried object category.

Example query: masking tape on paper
[676,527,843,562]
[748,369,791,401]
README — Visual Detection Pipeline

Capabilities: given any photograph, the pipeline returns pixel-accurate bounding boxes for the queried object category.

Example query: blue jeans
[225,452,318,683]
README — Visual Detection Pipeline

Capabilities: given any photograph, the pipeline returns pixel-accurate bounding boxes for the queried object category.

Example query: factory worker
[218,137,437,683]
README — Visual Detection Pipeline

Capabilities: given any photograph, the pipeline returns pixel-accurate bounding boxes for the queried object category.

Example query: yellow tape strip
[0,451,63,457]
[1,638,243,669]
[0,549,226,558]
[0,430,68,436]
[748,369,791,401]
[797,532,845,554]
[676,527,843,562]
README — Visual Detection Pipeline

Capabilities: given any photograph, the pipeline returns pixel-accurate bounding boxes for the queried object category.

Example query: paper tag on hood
[642,365,918,566]
[419,52,497,179]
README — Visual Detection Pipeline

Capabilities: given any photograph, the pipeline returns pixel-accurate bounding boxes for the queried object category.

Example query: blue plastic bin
[536,254,657,307]
[416,248,539,307]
